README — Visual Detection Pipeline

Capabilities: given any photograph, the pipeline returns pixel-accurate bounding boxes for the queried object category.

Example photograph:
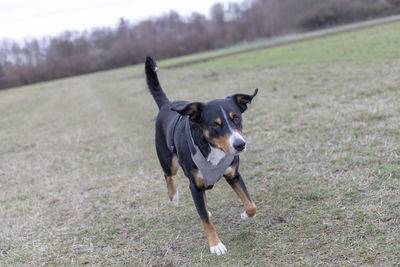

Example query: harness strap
[184,117,234,187]
[185,117,200,156]
[168,115,182,153]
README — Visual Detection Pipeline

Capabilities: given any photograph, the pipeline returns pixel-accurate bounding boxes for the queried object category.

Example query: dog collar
[185,117,234,187]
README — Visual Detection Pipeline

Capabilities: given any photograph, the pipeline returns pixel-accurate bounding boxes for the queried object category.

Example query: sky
[0,0,237,41]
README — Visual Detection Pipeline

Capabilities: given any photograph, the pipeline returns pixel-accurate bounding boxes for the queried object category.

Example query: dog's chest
[207,146,226,165]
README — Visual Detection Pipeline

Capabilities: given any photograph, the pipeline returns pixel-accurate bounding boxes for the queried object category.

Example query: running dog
[145,56,258,255]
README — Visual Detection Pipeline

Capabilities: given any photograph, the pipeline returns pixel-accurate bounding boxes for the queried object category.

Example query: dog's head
[173,89,258,155]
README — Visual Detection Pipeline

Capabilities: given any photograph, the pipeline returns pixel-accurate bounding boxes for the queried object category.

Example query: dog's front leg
[225,172,257,220]
[189,182,227,255]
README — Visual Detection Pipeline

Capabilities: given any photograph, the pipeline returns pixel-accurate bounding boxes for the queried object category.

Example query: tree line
[1,0,399,90]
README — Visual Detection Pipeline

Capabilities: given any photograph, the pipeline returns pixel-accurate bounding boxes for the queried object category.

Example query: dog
[145,56,258,255]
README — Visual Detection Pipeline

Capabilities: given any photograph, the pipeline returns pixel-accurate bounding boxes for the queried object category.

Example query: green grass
[1,22,400,266]
[128,14,400,71]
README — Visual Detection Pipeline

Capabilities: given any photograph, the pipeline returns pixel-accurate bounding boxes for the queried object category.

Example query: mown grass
[1,22,400,266]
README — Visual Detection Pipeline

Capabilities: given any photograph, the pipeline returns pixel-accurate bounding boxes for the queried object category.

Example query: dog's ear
[171,102,204,122]
[230,88,258,113]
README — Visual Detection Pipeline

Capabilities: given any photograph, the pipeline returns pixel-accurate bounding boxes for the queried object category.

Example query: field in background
[156,14,400,69]
[1,21,400,265]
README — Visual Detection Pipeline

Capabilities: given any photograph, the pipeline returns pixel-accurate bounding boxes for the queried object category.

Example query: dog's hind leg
[164,155,179,206]
[156,138,180,206]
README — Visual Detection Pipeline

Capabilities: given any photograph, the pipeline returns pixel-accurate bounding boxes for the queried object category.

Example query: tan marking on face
[192,170,205,188]
[170,155,179,176]
[215,117,222,125]
[210,134,231,154]
[166,176,176,201]
[229,112,234,120]
[199,191,220,247]
[204,129,210,139]
[232,182,257,217]
[223,164,237,179]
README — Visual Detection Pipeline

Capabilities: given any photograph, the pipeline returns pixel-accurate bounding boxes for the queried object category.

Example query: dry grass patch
[1,22,400,265]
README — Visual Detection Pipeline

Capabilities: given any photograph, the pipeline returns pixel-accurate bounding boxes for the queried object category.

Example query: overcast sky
[1,0,236,41]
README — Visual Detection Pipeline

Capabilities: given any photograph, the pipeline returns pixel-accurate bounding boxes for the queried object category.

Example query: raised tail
[145,56,169,109]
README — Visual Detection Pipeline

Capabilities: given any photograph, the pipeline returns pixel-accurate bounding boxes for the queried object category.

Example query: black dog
[145,57,258,255]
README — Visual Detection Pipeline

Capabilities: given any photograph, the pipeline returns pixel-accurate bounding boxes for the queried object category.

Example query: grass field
[131,14,400,71]
[1,21,400,266]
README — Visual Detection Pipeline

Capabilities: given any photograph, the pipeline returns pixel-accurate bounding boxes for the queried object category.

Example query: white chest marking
[207,146,226,165]
[197,170,204,178]
[223,166,233,175]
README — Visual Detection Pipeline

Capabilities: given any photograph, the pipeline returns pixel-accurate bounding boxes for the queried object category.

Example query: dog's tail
[145,56,169,109]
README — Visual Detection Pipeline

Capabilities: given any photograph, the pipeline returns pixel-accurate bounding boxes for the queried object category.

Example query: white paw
[210,242,227,255]
[208,211,212,217]
[241,210,249,220]
[241,210,256,220]
[171,192,179,207]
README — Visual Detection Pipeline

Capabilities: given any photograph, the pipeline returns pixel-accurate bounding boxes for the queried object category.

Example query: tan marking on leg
[210,134,231,154]
[223,164,237,179]
[232,182,257,217]
[200,192,219,247]
[171,155,179,176]
[192,169,205,188]
[166,155,179,201]
[201,218,220,247]
[229,112,234,120]
[246,202,257,217]
[166,176,176,201]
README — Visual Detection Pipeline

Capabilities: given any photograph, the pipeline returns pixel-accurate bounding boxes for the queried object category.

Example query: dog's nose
[233,140,246,152]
